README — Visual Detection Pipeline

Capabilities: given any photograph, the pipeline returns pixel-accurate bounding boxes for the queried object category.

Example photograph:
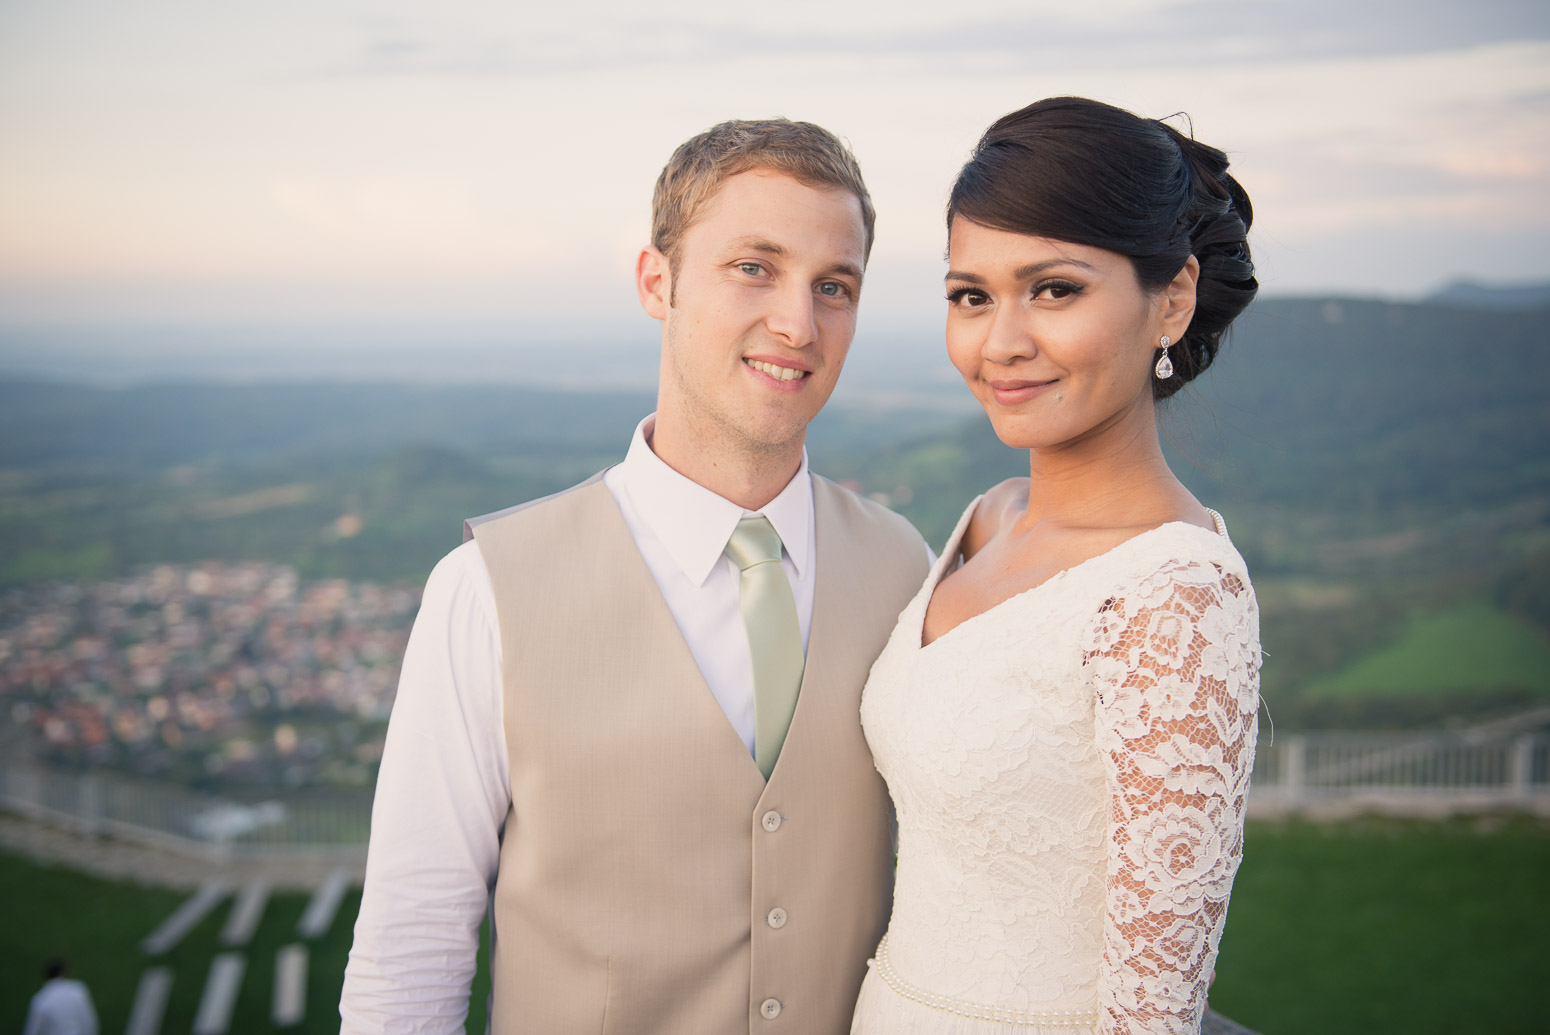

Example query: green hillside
[1310,600,1550,700]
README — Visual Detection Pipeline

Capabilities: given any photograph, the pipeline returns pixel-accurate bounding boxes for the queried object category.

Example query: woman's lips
[988,378,1056,405]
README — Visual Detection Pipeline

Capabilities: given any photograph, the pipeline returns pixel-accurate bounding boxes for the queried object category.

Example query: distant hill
[825,294,1550,540]
[812,294,1550,726]
[3,293,1548,726]
[0,380,656,471]
[1425,279,1550,310]
[1178,295,1550,513]
[5,294,1547,496]
[4,294,1547,542]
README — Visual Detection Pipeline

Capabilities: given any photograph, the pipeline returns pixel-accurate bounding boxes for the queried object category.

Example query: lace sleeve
[1082,556,1260,1034]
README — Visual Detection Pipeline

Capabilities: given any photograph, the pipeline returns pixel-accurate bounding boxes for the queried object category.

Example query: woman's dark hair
[948,96,1257,399]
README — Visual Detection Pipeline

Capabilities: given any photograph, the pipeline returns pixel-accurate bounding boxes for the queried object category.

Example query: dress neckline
[917,498,1229,652]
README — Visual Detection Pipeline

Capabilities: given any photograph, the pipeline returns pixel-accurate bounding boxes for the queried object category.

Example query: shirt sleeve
[1083,555,1260,1034]
[341,542,510,1034]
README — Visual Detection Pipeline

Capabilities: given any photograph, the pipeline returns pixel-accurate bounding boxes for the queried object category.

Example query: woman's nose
[981,308,1036,365]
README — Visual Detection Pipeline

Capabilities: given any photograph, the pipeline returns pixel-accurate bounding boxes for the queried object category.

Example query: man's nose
[765,283,818,348]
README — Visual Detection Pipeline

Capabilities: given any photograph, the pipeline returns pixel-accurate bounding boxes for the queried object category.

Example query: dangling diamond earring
[1154,335,1174,380]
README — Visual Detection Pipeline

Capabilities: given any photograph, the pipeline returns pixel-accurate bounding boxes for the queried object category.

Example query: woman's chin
[982,412,1050,451]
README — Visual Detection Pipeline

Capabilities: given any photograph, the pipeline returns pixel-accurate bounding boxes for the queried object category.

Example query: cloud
[3,0,1548,321]
[303,0,1549,81]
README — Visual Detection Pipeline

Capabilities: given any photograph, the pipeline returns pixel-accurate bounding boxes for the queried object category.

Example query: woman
[851,97,1261,1034]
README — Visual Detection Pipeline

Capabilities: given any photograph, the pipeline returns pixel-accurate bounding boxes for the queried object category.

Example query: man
[23,960,97,1035]
[342,119,928,1033]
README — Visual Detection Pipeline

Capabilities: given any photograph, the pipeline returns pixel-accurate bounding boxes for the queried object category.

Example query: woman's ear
[1159,254,1200,341]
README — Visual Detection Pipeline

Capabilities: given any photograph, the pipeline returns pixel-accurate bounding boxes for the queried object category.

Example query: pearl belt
[867,935,1101,1028]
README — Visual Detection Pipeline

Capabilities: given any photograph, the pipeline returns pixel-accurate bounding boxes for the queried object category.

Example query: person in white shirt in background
[341,119,930,1034]
[23,960,98,1035]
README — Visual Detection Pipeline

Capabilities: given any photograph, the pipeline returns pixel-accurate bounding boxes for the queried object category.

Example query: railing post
[1282,735,1307,807]
[78,773,103,836]
[1509,734,1535,802]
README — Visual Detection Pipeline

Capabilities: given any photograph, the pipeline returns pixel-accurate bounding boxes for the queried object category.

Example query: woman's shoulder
[960,478,1027,559]
[1101,518,1257,616]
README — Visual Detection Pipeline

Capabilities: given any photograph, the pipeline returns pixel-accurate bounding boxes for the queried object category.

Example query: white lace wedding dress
[851,498,1260,1035]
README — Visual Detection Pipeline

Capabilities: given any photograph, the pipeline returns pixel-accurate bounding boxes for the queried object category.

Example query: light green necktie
[724,515,804,779]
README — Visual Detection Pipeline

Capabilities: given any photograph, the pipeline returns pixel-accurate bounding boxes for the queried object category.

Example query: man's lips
[744,357,811,383]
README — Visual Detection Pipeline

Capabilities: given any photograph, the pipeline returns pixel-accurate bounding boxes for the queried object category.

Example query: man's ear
[1159,254,1199,342]
[637,245,671,320]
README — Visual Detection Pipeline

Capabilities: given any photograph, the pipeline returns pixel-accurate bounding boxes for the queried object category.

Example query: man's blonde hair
[651,118,876,280]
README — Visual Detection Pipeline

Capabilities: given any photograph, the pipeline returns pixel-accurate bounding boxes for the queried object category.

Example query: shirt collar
[616,414,813,587]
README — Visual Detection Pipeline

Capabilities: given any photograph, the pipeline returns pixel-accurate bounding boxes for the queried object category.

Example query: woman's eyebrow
[946,258,1099,283]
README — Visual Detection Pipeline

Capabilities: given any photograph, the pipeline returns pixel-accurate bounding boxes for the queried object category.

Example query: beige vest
[467,473,927,1034]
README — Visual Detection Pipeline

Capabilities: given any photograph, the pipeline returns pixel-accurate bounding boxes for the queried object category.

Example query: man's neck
[647,417,804,512]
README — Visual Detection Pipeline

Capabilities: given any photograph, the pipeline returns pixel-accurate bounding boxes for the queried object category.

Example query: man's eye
[817,282,844,297]
[738,263,766,277]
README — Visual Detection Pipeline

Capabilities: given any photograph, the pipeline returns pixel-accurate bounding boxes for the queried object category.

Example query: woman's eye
[947,288,989,307]
[1036,281,1081,300]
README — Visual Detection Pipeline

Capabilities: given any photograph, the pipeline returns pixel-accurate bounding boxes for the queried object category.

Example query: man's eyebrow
[823,259,865,283]
[724,236,787,257]
[946,258,1099,283]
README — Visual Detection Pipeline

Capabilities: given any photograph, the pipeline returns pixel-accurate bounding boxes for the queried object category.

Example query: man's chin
[731,416,810,457]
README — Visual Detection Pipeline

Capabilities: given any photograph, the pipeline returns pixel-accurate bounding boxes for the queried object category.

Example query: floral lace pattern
[853,500,1259,1035]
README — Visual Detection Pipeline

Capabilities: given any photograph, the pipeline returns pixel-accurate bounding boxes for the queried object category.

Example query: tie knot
[724,515,784,572]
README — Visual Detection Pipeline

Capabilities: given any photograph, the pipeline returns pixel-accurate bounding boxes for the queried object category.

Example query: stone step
[124,967,173,1035]
[220,880,270,947]
[191,953,246,1035]
[272,943,309,1028]
[141,881,231,956]
[297,866,350,940]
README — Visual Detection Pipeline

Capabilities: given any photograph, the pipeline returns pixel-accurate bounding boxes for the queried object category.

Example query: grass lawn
[1309,599,1550,699]
[1211,815,1550,1034]
[0,851,456,1035]
[3,816,1547,1033]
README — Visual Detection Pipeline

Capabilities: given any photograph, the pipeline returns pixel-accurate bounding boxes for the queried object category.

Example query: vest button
[761,810,782,832]
[760,998,782,1020]
[766,906,787,929]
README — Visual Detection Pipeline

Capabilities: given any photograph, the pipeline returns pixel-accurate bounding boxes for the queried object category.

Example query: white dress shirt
[23,979,98,1035]
[341,415,820,1033]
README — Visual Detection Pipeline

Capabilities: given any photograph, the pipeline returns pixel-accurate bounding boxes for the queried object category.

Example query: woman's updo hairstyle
[948,96,1257,399]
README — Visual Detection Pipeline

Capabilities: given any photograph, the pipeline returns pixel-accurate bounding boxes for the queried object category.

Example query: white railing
[1249,731,1550,811]
[0,764,371,861]
[5,728,1548,851]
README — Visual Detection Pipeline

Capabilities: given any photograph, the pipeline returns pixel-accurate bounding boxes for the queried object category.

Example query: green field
[0,857,356,1033]
[1310,600,1550,700]
[1213,815,1550,1033]
[0,851,491,1034]
[4,816,1548,1034]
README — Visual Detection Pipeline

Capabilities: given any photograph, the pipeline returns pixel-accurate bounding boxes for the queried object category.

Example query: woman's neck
[1017,411,1184,533]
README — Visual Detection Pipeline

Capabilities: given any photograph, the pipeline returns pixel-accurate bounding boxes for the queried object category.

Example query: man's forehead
[688,169,865,254]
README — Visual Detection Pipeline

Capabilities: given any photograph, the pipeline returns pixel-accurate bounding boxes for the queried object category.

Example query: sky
[0,0,1547,352]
